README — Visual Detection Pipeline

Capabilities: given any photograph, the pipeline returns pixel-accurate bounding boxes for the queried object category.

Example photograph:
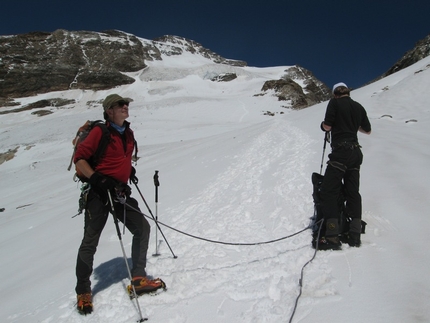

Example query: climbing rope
[124,201,315,246]
[288,218,323,323]
[123,200,323,323]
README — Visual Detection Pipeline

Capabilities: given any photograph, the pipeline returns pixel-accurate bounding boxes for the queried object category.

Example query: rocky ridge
[380,34,430,79]
[259,65,331,109]
[0,29,333,110]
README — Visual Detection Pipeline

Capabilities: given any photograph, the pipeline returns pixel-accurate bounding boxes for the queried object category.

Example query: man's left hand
[130,167,138,184]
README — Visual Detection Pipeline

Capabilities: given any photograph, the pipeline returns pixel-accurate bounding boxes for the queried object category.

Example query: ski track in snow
[150,118,322,323]
[147,119,323,322]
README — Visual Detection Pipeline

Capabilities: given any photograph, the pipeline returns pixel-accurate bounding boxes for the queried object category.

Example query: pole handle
[153,170,159,186]
[153,170,159,203]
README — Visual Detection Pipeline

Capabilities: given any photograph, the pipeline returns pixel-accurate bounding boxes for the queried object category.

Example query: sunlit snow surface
[1,53,430,323]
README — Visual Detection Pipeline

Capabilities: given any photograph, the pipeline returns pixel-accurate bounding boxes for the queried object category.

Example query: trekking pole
[319,131,330,174]
[132,181,178,259]
[107,190,147,322]
[153,170,161,256]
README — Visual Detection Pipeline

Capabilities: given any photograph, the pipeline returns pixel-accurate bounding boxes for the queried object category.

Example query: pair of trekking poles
[107,170,176,322]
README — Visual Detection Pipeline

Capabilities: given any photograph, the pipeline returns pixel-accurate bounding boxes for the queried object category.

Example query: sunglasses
[111,100,129,108]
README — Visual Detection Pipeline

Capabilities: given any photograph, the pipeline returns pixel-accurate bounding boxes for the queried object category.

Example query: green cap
[102,94,132,111]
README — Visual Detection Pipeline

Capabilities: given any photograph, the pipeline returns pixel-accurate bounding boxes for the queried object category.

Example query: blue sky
[2,0,429,89]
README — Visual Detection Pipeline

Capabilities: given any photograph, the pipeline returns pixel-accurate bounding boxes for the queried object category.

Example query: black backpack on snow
[310,172,367,244]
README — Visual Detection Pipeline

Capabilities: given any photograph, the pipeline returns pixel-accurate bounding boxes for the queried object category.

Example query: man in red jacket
[74,94,163,314]
[317,83,371,250]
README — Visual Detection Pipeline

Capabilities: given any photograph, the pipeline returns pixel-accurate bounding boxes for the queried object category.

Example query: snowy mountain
[0,44,430,322]
[0,30,330,109]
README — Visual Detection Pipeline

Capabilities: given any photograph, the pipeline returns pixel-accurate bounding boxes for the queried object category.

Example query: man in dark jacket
[74,94,164,314]
[317,83,371,250]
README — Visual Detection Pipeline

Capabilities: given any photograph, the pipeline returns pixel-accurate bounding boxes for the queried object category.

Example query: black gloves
[89,172,116,192]
[89,172,131,203]
[116,182,132,196]
[130,166,139,184]
[320,121,328,132]
[88,172,117,203]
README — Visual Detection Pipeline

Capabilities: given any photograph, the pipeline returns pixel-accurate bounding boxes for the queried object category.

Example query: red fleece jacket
[74,122,134,183]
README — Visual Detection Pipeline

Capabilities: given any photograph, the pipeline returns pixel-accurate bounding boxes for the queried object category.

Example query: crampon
[127,277,166,298]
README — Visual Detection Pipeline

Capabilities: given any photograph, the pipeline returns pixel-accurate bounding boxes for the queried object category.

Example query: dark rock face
[381,34,430,78]
[260,66,331,109]
[0,98,75,115]
[211,73,238,82]
[0,30,247,100]
[0,30,149,98]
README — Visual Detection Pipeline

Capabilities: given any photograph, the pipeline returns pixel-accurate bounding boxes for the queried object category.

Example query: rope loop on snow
[123,200,323,323]
[124,201,317,246]
[72,185,321,322]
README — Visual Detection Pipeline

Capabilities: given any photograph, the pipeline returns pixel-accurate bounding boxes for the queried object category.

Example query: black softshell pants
[320,144,363,237]
[75,190,150,295]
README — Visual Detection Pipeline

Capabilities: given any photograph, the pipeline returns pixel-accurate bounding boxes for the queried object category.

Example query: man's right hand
[88,172,117,203]
[320,121,331,132]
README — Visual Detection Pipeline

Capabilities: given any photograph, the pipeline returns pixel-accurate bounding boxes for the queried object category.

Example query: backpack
[67,120,111,182]
[310,172,367,244]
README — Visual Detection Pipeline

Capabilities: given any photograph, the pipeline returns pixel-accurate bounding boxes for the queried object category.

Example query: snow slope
[1,53,429,323]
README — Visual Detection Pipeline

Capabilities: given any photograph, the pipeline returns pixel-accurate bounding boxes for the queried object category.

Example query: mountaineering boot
[349,218,362,233]
[348,232,361,247]
[77,293,93,314]
[313,236,342,251]
[127,276,166,297]
[339,231,349,244]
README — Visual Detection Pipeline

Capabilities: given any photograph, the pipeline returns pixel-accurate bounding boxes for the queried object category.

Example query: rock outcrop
[259,66,331,109]
[381,34,430,78]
